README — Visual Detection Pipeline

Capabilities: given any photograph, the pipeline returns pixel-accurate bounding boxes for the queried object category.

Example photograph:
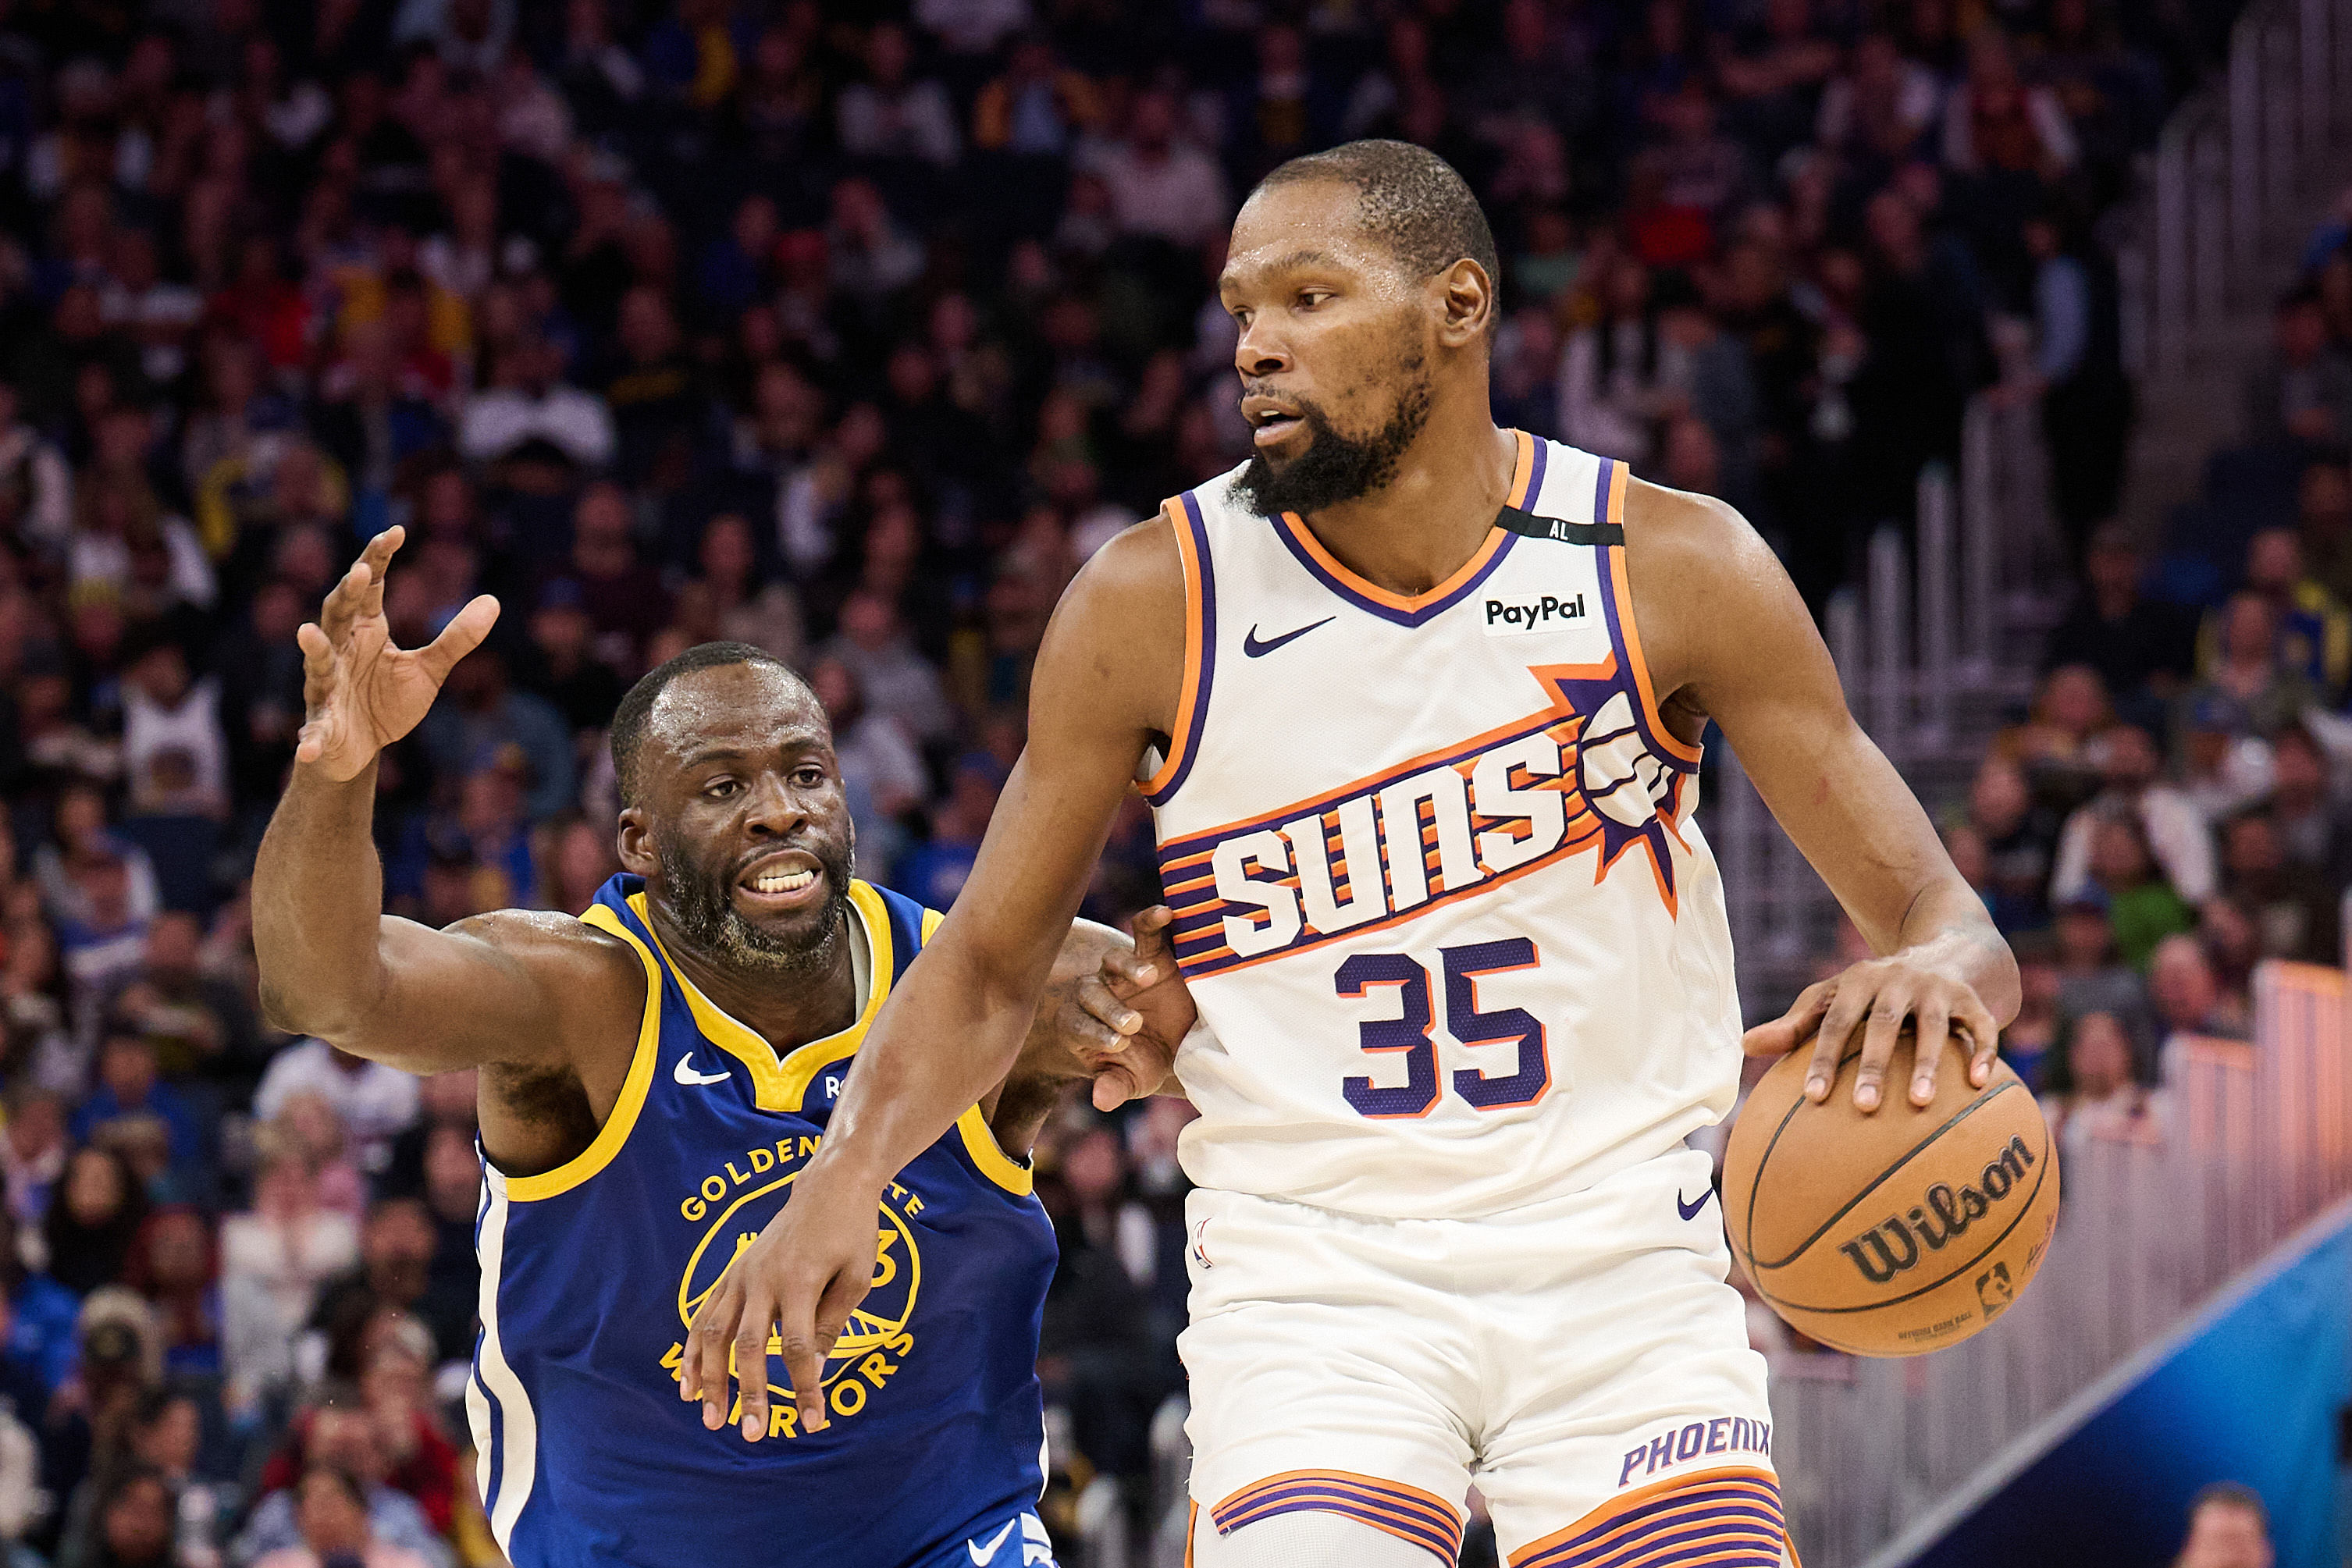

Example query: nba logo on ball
[1722,1027,2061,1357]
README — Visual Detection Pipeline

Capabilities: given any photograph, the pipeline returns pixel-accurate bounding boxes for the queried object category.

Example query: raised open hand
[294,528,500,782]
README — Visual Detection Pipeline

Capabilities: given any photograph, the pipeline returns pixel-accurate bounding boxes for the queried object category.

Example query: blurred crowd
[0,0,2289,1559]
[1907,189,2352,1178]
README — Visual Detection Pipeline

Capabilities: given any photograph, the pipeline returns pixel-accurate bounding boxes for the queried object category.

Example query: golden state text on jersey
[468,875,1058,1568]
[1143,436,1745,1220]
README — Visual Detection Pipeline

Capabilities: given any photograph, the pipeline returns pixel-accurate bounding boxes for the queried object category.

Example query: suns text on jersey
[1156,663,1692,979]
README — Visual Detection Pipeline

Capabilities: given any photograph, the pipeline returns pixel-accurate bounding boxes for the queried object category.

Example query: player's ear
[616,808,656,876]
[1435,257,1494,348]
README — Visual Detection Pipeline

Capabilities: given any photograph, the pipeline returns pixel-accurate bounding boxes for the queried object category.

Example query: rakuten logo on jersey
[1482,591,1587,635]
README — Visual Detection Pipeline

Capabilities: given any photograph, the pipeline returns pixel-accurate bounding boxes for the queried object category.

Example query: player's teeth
[752,870,814,893]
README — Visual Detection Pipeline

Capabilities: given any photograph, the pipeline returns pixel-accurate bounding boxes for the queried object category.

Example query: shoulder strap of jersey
[864,880,935,983]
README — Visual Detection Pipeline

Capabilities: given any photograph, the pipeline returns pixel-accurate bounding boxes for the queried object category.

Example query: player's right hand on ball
[294,527,498,781]
[682,1157,881,1441]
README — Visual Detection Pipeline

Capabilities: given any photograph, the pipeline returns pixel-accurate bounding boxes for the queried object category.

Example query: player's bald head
[610,642,820,806]
[1249,140,1500,319]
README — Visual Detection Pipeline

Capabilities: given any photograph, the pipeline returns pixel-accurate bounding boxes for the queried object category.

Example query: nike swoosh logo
[674,1054,730,1086]
[1242,617,1334,657]
[967,1520,1017,1566]
[1677,1187,1715,1221]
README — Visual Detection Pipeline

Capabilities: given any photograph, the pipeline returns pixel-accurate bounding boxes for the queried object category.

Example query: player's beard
[657,827,856,979]
[1233,360,1434,520]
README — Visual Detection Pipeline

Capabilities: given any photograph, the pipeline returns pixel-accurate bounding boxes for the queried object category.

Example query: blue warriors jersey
[468,874,1059,1568]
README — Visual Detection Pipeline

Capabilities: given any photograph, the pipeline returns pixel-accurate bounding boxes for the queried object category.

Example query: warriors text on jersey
[1144,433,1742,1219]
[468,874,1058,1568]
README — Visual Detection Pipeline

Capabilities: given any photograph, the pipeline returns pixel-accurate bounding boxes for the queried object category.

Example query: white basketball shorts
[1179,1146,1787,1568]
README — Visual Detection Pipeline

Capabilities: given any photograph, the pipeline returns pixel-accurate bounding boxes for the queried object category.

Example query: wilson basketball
[1722,1027,2060,1357]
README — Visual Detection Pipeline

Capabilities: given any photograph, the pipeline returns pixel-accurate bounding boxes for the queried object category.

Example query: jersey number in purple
[1336,939,1550,1118]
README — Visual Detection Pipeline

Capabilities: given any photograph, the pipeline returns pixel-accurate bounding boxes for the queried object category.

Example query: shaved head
[610,642,806,806]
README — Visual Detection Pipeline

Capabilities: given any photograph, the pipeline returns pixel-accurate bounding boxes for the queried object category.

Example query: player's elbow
[257,979,350,1042]
[256,958,386,1043]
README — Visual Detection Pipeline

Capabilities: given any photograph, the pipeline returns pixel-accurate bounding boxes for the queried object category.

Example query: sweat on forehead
[656,656,814,718]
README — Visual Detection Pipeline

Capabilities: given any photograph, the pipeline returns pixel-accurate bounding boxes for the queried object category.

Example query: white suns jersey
[1140,432,1742,1220]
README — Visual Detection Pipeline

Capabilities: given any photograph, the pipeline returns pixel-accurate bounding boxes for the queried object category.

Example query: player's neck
[1293,414,1518,597]
[658,914,861,1054]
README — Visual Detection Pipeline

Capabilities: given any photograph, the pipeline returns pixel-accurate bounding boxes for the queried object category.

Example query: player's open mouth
[734,852,826,912]
[1243,396,1305,449]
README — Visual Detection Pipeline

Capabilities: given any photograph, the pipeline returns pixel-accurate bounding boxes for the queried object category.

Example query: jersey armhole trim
[955,1104,1037,1196]
[1140,492,1215,805]
[1599,465,1704,770]
[498,905,662,1203]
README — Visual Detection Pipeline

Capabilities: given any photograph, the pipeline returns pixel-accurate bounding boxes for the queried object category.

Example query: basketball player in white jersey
[688,142,2020,1567]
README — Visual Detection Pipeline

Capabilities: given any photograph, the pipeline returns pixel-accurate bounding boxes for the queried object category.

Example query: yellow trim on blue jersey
[501,903,662,1203]
[632,882,896,1113]
[921,908,945,941]
[955,1104,1034,1196]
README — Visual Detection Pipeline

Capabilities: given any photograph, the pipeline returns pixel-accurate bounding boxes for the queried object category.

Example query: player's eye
[1297,290,1333,309]
[704,778,740,798]
[791,766,827,788]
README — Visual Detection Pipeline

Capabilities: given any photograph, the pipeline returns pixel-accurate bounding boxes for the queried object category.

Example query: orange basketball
[1721,1026,2060,1357]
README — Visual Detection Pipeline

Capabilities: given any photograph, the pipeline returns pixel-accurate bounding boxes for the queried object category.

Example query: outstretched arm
[1626,482,2019,1111]
[680,517,1187,1441]
[253,529,635,1076]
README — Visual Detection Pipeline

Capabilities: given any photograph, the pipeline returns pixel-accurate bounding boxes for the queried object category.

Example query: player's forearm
[808,934,1055,1189]
[1890,877,2021,1029]
[254,760,395,1040]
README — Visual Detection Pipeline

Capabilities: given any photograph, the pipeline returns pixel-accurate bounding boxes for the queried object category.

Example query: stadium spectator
[2048,889,2156,1079]
[455,333,614,471]
[219,1147,358,1417]
[895,752,1003,912]
[2217,809,2338,962]
[1088,91,1229,249]
[2209,527,2351,702]
[2078,810,2195,972]
[836,22,961,171]
[236,1396,452,1568]
[2244,287,2351,448]
[44,1147,147,1298]
[121,1207,222,1380]
[80,1466,176,1568]
[2047,1009,2162,1154]
[252,1044,418,1179]
[2049,723,2215,909]
[2043,524,2198,731]
[2172,1481,2275,1568]
[2151,933,2252,1063]
[2300,458,2352,607]
[1993,664,2112,815]
[69,1028,203,1194]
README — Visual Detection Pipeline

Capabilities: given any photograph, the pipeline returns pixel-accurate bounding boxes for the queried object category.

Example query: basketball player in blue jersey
[248,532,1190,1568]
[696,140,2024,1568]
